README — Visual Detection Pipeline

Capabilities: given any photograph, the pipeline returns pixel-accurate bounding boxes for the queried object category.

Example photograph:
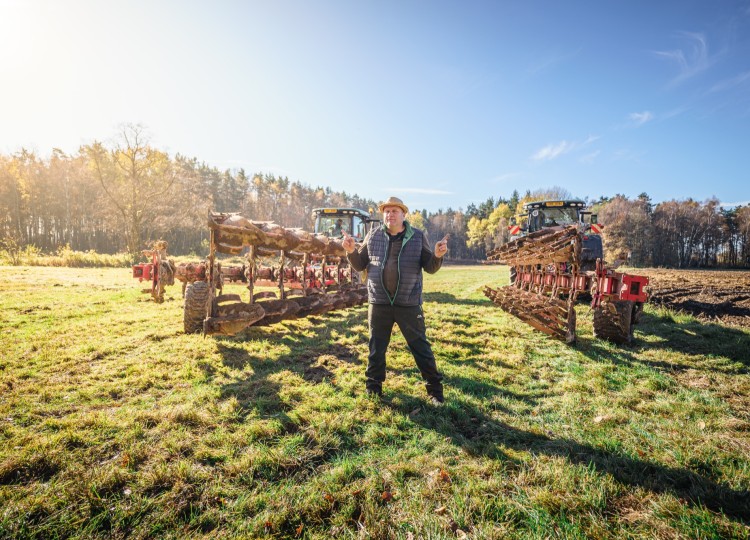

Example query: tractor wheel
[184,281,209,334]
[593,300,635,344]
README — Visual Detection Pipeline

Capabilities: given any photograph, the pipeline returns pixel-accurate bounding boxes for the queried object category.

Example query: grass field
[1,264,749,539]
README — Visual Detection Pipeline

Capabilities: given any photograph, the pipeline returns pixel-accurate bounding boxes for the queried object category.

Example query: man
[331,218,346,237]
[342,196,449,405]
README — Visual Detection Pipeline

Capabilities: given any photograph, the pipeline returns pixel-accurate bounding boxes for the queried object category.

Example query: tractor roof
[312,207,371,218]
[523,200,586,210]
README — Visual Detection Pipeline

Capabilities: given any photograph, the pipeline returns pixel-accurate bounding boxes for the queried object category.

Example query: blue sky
[1,0,749,212]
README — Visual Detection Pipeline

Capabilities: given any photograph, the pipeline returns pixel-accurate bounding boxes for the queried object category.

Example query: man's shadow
[206,307,367,423]
[383,392,750,523]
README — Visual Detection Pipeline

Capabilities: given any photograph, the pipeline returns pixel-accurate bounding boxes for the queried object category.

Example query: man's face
[383,206,405,230]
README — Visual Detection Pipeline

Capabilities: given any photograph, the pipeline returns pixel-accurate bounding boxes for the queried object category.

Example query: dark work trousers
[367,303,444,398]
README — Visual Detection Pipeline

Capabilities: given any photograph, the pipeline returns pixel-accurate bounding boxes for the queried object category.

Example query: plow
[182,211,370,336]
[483,201,649,344]
[131,241,176,303]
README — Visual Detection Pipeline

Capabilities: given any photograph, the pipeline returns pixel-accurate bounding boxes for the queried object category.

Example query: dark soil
[639,268,750,329]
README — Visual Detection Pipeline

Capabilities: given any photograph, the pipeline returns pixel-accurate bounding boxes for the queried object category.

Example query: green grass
[1,265,749,539]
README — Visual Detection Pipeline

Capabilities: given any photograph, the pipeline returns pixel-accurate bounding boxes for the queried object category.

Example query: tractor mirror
[591,214,598,224]
[510,217,517,226]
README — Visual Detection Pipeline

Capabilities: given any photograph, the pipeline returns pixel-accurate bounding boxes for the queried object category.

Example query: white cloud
[580,150,601,164]
[709,70,750,93]
[653,31,713,86]
[490,172,521,183]
[629,111,654,126]
[384,187,453,195]
[531,135,599,161]
[531,140,575,161]
[612,148,645,163]
[719,200,750,208]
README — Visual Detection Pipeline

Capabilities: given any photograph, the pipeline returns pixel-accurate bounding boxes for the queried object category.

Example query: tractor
[484,199,648,345]
[508,200,603,281]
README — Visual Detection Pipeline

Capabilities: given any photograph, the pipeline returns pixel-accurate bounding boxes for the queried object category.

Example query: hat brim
[378,203,409,214]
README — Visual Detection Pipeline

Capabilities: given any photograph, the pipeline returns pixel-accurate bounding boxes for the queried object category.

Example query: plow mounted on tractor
[182,208,375,336]
[483,200,649,344]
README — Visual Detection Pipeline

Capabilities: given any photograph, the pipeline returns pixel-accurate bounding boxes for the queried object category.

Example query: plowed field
[638,268,750,329]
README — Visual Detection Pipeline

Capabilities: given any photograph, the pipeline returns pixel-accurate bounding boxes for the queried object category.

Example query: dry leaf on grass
[439,469,451,483]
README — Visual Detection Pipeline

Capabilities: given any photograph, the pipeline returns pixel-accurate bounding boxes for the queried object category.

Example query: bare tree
[599,196,653,265]
[84,125,175,257]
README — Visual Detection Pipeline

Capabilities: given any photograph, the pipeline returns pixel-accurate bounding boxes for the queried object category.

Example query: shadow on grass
[384,393,750,523]
[207,308,366,421]
[577,311,750,374]
[448,375,541,406]
[640,311,750,368]
[423,291,488,307]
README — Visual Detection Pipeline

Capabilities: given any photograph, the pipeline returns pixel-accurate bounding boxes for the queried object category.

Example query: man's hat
[378,196,409,214]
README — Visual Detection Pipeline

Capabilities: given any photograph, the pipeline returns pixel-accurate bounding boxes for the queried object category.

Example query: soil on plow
[637,268,750,329]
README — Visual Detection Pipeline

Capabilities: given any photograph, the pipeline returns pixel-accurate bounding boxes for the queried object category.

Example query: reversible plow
[133,245,239,300]
[182,212,368,336]
[484,225,649,344]
[132,241,176,303]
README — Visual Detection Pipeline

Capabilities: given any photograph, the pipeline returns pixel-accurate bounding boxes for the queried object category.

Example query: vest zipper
[381,234,395,305]
[392,233,412,305]
[381,225,413,306]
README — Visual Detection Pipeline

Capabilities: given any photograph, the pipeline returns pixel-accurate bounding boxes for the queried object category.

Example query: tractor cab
[524,200,589,233]
[312,207,377,241]
[510,199,603,268]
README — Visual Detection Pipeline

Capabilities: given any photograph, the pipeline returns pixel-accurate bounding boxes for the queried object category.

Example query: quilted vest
[366,222,425,306]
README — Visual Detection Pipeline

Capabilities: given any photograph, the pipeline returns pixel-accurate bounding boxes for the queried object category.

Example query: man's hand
[342,231,356,254]
[434,234,449,258]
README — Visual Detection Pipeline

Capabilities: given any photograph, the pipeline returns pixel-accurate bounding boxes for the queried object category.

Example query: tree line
[1,125,748,267]
[465,188,750,268]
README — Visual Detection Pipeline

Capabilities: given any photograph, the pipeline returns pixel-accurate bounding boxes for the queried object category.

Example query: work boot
[428,394,445,407]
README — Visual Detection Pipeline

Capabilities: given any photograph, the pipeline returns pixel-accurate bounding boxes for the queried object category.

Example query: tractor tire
[184,281,209,334]
[593,300,635,344]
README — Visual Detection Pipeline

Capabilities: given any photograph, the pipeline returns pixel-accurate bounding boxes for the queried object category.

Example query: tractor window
[541,207,579,227]
[352,216,365,239]
[528,207,579,231]
[316,216,351,237]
